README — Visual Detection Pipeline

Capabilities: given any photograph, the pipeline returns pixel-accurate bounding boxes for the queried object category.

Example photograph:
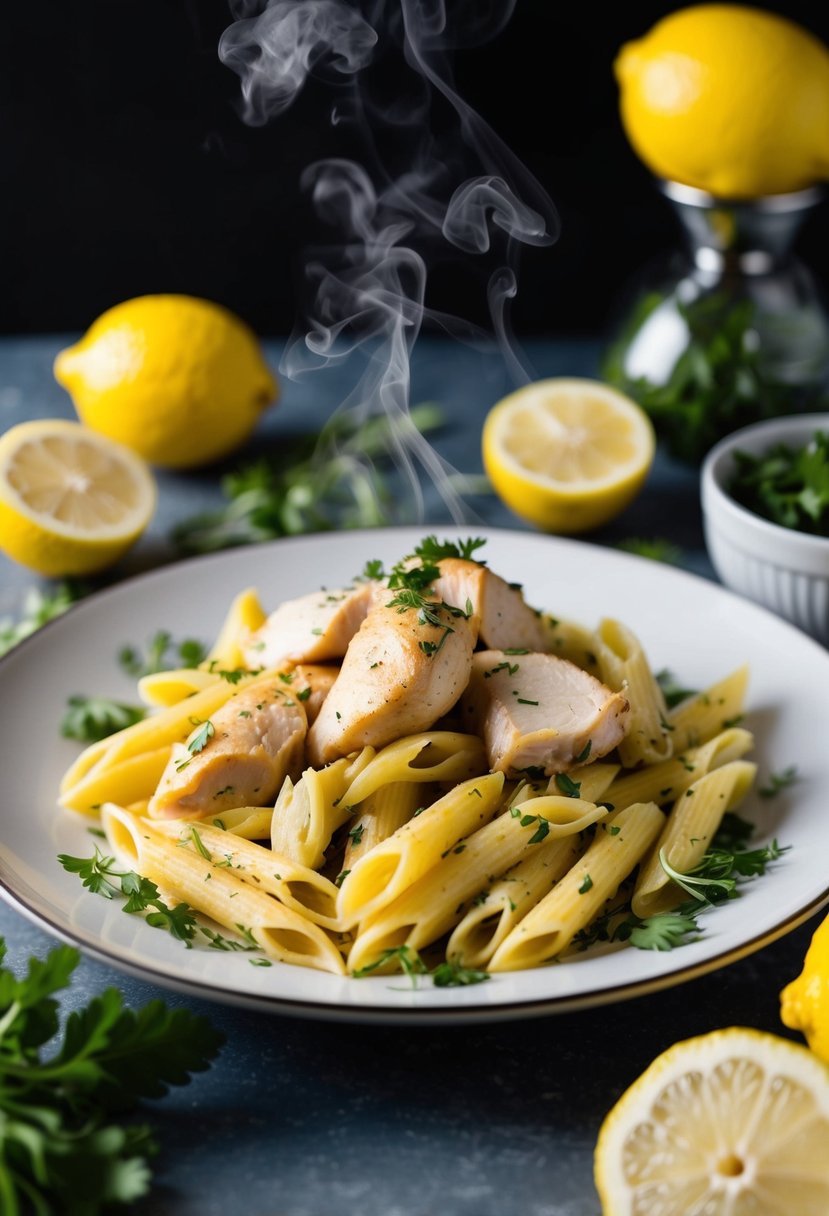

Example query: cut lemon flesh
[0,420,156,575]
[595,1028,829,1216]
[482,379,655,534]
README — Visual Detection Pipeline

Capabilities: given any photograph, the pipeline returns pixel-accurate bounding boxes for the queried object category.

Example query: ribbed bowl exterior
[702,415,829,648]
[704,523,829,644]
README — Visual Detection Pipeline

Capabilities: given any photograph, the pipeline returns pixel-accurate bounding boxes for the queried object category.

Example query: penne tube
[337,773,505,929]
[632,759,758,918]
[343,781,425,869]
[137,667,222,707]
[150,818,341,929]
[211,806,273,840]
[61,746,172,815]
[605,727,754,811]
[59,735,113,795]
[447,836,584,968]
[550,761,620,804]
[348,797,608,974]
[541,615,602,673]
[667,665,750,752]
[489,802,666,971]
[101,804,345,974]
[206,587,267,669]
[340,732,487,808]
[270,750,373,870]
[594,618,672,766]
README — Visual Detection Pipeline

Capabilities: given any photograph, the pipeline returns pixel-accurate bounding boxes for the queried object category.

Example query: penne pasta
[340,732,488,808]
[101,803,345,974]
[667,665,750,752]
[489,802,666,971]
[270,750,373,870]
[206,587,267,669]
[632,760,758,918]
[343,781,425,869]
[593,618,672,766]
[348,796,608,973]
[337,773,505,928]
[604,727,754,811]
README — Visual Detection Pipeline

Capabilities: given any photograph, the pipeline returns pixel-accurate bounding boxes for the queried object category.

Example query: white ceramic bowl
[701,414,829,644]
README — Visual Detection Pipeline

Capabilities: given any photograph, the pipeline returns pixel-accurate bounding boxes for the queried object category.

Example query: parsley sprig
[0,935,222,1213]
[58,852,199,945]
[352,946,489,988]
[171,404,449,554]
[729,432,829,535]
[118,631,207,678]
[60,696,146,743]
[573,813,788,954]
[0,582,88,658]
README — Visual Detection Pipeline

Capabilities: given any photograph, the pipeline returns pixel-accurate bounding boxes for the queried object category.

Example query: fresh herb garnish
[61,695,146,743]
[617,538,682,565]
[118,631,207,678]
[187,720,215,756]
[58,851,199,945]
[430,960,490,987]
[554,773,581,798]
[759,766,799,798]
[0,582,88,657]
[0,936,222,1213]
[352,946,489,989]
[171,404,446,553]
[655,668,698,709]
[729,432,829,535]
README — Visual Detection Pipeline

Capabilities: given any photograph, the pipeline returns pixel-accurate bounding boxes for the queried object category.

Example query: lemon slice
[595,1027,829,1215]
[482,379,655,534]
[0,420,156,576]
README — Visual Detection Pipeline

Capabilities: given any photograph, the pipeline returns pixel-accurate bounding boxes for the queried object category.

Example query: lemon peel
[595,1026,829,1215]
[54,295,277,469]
[781,911,829,1065]
[615,5,829,198]
[482,378,654,534]
[0,419,156,576]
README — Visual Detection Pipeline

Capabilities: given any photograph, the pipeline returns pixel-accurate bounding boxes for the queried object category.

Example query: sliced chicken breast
[460,649,629,777]
[241,583,374,669]
[431,558,552,652]
[284,663,338,725]
[307,597,477,766]
[148,677,307,819]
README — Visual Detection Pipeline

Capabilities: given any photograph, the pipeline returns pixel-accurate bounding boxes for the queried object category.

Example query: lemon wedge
[0,420,156,576]
[482,378,654,533]
[595,1027,829,1215]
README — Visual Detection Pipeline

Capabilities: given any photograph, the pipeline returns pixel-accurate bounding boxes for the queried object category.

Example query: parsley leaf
[617,538,682,565]
[119,631,207,677]
[0,935,222,1213]
[759,766,799,798]
[61,695,146,743]
[430,961,490,987]
[0,581,88,657]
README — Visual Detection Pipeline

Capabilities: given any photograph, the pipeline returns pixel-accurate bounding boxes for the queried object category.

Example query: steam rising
[220,0,558,525]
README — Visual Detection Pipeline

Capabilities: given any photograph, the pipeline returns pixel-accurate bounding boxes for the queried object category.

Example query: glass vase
[604,181,829,464]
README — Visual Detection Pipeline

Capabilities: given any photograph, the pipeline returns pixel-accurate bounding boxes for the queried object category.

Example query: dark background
[3,0,828,338]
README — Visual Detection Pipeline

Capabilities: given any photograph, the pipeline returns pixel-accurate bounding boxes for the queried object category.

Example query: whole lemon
[616,5,829,198]
[54,295,278,469]
[781,911,829,1065]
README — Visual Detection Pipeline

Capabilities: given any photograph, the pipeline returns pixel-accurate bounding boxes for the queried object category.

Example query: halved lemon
[0,420,156,576]
[482,379,655,533]
[595,1027,829,1215]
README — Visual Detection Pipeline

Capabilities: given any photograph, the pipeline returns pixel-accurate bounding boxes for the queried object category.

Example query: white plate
[1,527,827,1024]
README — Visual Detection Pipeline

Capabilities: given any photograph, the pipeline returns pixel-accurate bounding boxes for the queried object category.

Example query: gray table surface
[0,336,820,1216]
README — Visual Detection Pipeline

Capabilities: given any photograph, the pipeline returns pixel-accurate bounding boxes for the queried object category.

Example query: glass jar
[604,181,829,463]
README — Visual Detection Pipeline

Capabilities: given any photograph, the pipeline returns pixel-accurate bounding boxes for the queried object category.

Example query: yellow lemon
[0,420,156,576]
[781,911,829,1065]
[615,5,829,197]
[482,378,654,534]
[54,295,277,469]
[595,1027,829,1215]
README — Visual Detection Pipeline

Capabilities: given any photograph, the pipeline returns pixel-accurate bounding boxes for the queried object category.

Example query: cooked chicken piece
[307,597,477,766]
[430,558,551,652]
[460,649,629,777]
[148,678,307,819]
[282,663,338,724]
[241,583,374,669]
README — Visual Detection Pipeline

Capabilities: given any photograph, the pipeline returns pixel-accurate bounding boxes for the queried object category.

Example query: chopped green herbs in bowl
[702,415,829,645]
[728,430,829,536]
